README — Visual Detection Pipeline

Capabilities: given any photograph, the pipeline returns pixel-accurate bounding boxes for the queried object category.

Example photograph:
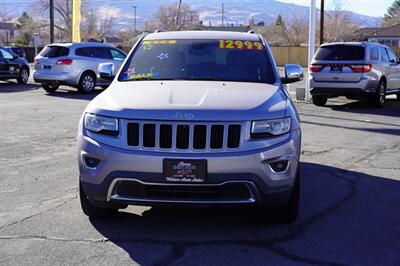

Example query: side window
[0,49,15,60]
[370,47,379,61]
[93,47,112,59]
[380,47,389,62]
[386,48,398,63]
[111,49,126,61]
[75,47,93,57]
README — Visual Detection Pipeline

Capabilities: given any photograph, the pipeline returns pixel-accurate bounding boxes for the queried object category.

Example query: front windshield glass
[118,39,276,84]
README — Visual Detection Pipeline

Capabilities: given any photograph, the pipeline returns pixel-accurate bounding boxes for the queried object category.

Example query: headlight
[84,113,119,136]
[251,117,291,138]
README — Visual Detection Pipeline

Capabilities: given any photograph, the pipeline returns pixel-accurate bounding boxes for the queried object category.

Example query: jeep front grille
[126,121,243,152]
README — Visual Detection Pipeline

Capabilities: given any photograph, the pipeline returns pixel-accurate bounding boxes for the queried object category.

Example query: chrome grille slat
[126,120,242,153]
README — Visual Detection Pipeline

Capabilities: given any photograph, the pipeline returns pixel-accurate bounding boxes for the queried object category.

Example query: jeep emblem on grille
[173,112,194,120]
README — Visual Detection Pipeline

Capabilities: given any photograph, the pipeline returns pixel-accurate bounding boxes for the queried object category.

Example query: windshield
[118,39,276,84]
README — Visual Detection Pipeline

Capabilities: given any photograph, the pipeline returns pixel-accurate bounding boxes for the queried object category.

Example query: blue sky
[277,0,394,17]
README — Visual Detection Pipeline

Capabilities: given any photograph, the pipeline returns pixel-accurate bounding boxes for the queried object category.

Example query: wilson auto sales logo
[173,161,196,177]
[173,112,194,120]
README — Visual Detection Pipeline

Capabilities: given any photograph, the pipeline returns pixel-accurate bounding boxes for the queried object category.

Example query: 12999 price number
[219,40,265,50]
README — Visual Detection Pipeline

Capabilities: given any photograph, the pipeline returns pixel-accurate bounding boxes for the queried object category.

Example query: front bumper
[33,70,78,86]
[78,130,301,208]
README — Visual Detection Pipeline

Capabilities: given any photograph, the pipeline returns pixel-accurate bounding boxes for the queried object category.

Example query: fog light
[269,160,289,173]
[83,155,100,168]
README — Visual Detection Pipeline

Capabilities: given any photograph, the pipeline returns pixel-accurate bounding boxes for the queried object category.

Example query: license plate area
[43,65,52,70]
[330,65,343,72]
[163,159,207,183]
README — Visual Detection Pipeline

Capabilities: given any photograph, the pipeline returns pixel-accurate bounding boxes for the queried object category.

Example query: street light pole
[50,0,54,43]
[132,5,137,34]
[306,0,317,102]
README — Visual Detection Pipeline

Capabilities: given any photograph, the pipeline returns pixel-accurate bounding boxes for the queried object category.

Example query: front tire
[79,181,118,218]
[78,72,96,94]
[312,95,328,106]
[17,68,29,84]
[370,80,386,108]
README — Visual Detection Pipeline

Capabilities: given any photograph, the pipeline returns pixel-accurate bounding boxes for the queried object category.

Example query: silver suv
[33,42,126,93]
[309,42,400,107]
[78,31,303,222]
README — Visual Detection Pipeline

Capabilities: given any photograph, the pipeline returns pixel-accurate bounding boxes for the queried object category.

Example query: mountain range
[4,0,382,29]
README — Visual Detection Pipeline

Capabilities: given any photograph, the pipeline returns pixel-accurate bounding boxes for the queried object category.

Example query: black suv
[0,47,30,84]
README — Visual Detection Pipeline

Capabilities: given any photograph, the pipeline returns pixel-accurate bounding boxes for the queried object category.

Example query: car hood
[86,81,288,121]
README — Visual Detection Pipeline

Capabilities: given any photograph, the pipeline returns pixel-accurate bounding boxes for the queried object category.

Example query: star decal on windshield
[158,53,169,60]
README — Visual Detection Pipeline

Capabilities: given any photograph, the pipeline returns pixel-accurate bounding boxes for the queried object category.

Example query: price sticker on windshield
[219,40,265,51]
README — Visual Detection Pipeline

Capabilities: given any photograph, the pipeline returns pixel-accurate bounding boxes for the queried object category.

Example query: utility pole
[221,2,224,26]
[306,0,317,102]
[320,0,325,45]
[132,5,137,34]
[175,0,182,27]
[49,0,54,43]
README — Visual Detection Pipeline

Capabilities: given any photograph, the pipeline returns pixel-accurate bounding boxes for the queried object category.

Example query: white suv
[33,42,126,93]
[78,31,304,222]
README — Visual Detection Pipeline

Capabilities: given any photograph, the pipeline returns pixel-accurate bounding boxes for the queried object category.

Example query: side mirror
[281,64,304,84]
[99,63,115,81]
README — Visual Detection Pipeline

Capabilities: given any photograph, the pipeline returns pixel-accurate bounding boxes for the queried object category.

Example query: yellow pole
[72,0,81,42]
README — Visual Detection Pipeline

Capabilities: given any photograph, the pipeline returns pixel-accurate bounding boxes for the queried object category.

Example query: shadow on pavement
[0,81,40,93]
[301,120,400,136]
[44,87,103,101]
[326,98,400,118]
[89,162,400,265]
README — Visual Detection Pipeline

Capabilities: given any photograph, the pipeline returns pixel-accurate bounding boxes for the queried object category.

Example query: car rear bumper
[309,77,378,96]
[33,71,78,86]
[78,130,301,208]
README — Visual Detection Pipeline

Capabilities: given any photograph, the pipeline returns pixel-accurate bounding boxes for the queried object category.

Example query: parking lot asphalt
[0,80,399,266]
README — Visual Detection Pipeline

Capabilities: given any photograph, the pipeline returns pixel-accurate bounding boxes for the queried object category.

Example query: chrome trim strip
[264,155,293,174]
[106,178,258,203]
[110,195,256,204]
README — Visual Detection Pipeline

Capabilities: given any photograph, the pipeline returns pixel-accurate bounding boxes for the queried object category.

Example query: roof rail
[154,29,167,33]
[247,30,255,34]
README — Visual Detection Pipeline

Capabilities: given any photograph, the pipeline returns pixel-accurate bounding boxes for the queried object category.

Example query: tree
[37,0,73,41]
[275,15,286,28]
[16,12,34,46]
[323,0,360,42]
[145,3,199,31]
[263,11,308,46]
[382,0,400,26]
[81,8,115,40]
[0,12,14,45]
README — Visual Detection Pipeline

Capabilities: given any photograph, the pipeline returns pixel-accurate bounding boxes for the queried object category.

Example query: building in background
[0,22,18,45]
[353,24,400,48]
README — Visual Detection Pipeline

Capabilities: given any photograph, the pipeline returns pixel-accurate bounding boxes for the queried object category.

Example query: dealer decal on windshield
[143,40,177,45]
[219,40,265,51]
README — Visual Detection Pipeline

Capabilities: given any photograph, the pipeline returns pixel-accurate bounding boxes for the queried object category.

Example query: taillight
[309,64,324,73]
[349,64,371,73]
[34,59,39,65]
[56,59,73,65]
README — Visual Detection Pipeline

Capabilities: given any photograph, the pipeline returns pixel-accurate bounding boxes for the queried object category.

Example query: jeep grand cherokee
[78,31,303,222]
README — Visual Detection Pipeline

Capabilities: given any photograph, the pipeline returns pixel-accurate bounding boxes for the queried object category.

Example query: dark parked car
[0,47,30,84]
[3,47,26,59]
